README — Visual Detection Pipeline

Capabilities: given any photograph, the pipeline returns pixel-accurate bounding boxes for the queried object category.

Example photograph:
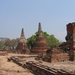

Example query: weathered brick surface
[31,23,50,53]
[42,22,75,63]
[10,55,75,75]
[16,28,30,54]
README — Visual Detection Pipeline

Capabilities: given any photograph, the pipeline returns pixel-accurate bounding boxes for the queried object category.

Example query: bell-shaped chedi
[31,23,50,53]
[16,28,30,54]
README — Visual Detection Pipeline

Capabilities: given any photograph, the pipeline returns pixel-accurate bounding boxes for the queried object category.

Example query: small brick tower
[16,28,30,54]
[31,23,50,53]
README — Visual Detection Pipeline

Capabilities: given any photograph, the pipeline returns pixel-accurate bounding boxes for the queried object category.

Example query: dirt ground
[0,52,75,75]
[0,53,34,75]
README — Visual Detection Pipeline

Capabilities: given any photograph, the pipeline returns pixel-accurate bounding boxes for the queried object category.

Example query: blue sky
[0,0,75,41]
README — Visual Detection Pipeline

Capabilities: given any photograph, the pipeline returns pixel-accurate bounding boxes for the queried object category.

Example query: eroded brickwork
[16,28,30,54]
[39,22,75,62]
[31,23,50,53]
[65,23,75,61]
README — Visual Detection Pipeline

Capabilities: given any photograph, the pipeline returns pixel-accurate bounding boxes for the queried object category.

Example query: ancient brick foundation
[43,53,69,62]
[10,56,75,75]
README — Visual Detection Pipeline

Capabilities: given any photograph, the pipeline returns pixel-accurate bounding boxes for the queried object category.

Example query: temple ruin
[1,22,75,75]
[65,22,75,61]
[16,28,30,54]
[31,23,50,53]
[37,22,75,62]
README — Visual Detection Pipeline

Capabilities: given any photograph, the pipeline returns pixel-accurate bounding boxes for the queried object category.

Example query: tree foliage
[0,38,19,49]
[27,35,36,49]
[0,44,3,49]
[0,41,5,49]
[27,31,60,49]
[4,38,19,48]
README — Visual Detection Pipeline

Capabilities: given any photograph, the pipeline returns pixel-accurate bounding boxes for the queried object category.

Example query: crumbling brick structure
[16,28,30,54]
[39,22,75,62]
[65,22,75,61]
[31,23,50,53]
[42,48,69,62]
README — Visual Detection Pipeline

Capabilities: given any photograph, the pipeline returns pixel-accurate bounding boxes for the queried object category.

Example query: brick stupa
[16,28,30,54]
[31,23,50,53]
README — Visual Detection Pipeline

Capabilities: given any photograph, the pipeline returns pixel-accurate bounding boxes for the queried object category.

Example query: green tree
[0,45,3,49]
[47,35,60,47]
[42,32,60,47]
[27,35,36,49]
[27,31,60,49]
[4,38,11,47]
[4,38,19,48]
[0,41,5,49]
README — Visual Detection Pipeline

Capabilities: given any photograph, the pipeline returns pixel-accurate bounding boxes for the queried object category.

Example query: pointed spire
[38,22,42,32]
[20,28,26,43]
[38,22,42,36]
[21,28,25,37]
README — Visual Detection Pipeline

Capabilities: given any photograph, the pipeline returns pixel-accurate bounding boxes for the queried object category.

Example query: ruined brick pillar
[65,22,75,61]
[16,28,30,54]
[31,23,50,53]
